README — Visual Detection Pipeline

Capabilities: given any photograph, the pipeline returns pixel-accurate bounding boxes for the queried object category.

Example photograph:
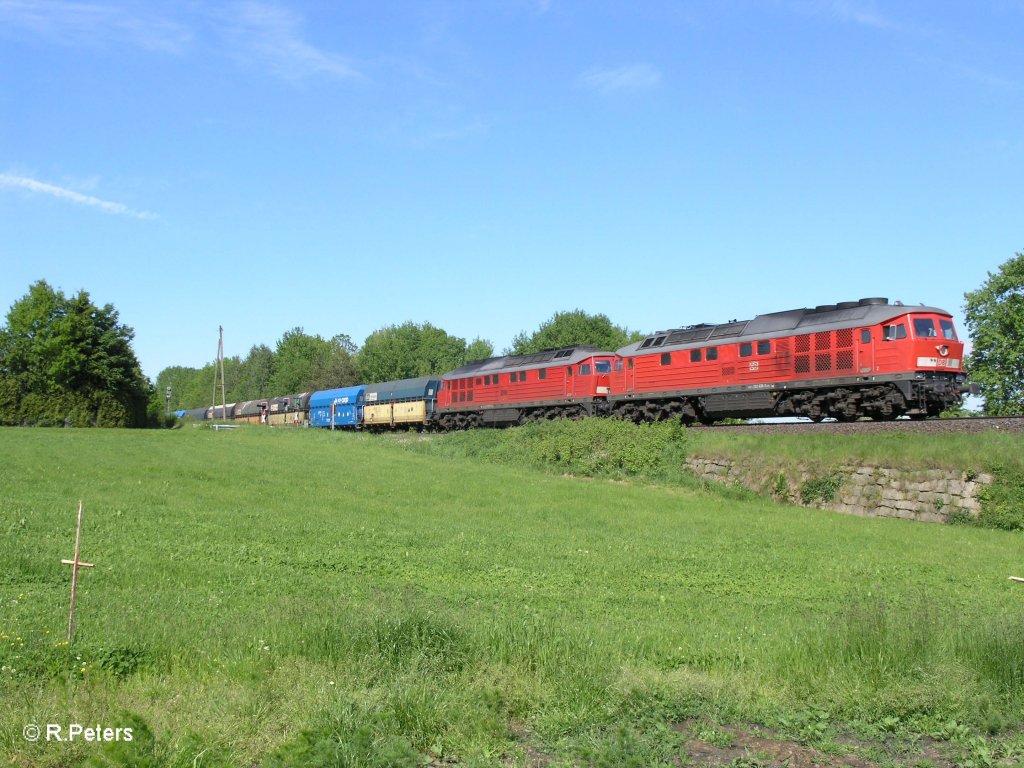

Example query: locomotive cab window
[757,340,771,355]
[940,319,957,340]
[883,323,907,341]
[595,360,612,374]
[707,347,718,361]
[660,353,671,366]
[690,349,702,363]
[913,318,938,338]
[739,342,753,357]
[860,329,872,344]
[579,364,592,376]
[538,368,546,380]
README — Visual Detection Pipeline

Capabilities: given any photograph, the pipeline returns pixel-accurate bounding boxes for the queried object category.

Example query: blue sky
[2,0,1021,381]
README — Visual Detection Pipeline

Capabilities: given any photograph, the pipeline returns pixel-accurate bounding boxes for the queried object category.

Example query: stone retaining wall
[686,456,992,523]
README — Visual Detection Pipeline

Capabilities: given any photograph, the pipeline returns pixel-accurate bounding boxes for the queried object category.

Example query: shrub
[420,417,689,482]
[800,471,844,505]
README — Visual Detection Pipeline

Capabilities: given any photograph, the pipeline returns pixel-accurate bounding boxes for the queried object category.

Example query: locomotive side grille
[815,353,832,372]
[815,331,831,351]
[795,355,810,373]
[796,334,811,353]
[836,350,854,370]
[721,365,735,376]
[836,328,854,348]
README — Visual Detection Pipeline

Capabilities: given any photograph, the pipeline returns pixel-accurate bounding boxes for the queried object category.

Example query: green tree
[234,344,276,400]
[465,337,494,363]
[507,310,643,355]
[269,328,360,394]
[316,334,361,391]
[151,365,202,414]
[0,280,149,426]
[964,251,1024,416]
[358,322,489,382]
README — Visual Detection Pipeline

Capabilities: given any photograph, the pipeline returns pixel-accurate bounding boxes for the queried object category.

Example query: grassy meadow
[2,424,1024,767]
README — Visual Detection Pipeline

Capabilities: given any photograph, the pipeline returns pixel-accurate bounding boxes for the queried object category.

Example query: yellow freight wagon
[393,400,427,424]
[363,402,394,427]
[362,376,439,430]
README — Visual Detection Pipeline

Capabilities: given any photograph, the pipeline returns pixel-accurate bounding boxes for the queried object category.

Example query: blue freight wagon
[309,385,366,429]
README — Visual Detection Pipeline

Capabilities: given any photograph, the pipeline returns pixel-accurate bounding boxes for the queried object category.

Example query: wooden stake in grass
[62,500,95,643]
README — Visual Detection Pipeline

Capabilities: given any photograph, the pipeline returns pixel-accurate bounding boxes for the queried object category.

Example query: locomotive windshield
[913,318,938,338]
[594,360,612,374]
[912,317,958,341]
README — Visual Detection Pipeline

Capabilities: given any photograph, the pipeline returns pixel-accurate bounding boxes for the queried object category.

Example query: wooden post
[62,500,95,642]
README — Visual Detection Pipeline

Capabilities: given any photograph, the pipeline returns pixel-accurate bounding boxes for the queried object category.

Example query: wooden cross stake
[62,500,95,642]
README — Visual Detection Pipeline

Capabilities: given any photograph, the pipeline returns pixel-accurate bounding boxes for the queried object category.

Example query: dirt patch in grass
[506,720,962,767]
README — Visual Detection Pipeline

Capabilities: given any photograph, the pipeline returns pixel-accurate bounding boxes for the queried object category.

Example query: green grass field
[2,425,1023,767]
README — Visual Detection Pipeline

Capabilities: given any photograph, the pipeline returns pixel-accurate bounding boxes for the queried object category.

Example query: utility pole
[211,326,227,420]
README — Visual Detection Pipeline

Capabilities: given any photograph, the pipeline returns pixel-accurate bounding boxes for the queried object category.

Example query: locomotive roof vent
[814,304,837,313]
[836,301,860,310]
[858,297,888,306]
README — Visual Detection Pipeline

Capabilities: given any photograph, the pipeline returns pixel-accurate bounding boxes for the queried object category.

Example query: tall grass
[396,417,689,482]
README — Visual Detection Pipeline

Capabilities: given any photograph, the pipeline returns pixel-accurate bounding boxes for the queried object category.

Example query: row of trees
[2,255,1022,427]
[154,310,642,412]
[155,322,495,412]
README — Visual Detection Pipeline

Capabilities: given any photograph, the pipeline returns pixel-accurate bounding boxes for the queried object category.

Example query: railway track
[698,415,1024,435]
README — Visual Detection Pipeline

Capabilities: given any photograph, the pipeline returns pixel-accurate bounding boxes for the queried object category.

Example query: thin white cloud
[0,0,191,53]
[578,63,662,95]
[816,0,892,29]
[0,173,157,220]
[222,2,362,82]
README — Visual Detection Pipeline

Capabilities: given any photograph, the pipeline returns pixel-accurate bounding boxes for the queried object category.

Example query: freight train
[178,298,972,429]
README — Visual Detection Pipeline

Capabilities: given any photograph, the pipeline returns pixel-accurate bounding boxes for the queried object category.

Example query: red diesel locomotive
[437,346,616,429]
[608,298,968,423]
[434,298,970,428]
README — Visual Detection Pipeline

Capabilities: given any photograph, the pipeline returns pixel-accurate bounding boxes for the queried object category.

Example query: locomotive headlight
[936,345,949,356]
